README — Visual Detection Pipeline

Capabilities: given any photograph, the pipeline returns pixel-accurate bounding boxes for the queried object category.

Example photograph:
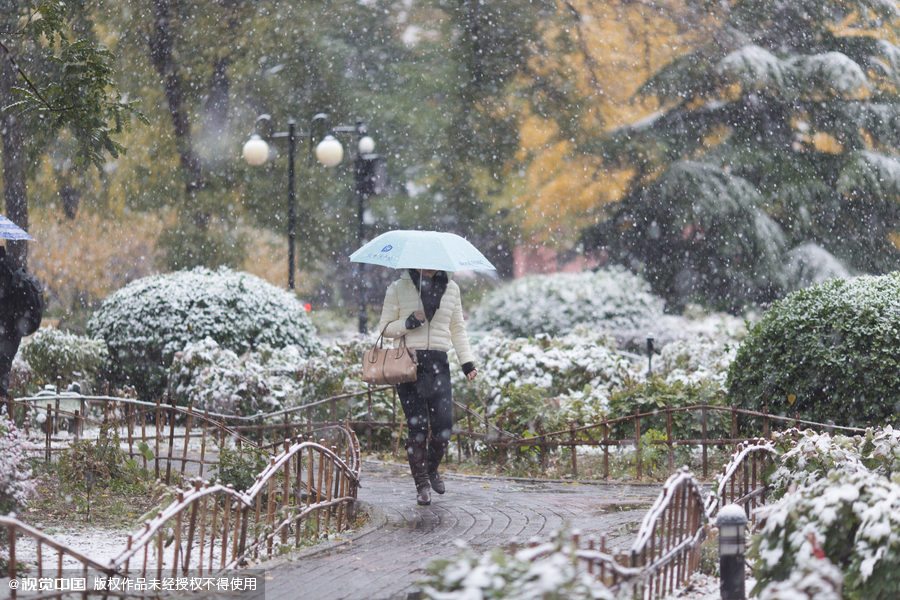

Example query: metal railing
[625,468,709,599]
[4,388,856,485]
[2,425,361,599]
[705,440,776,519]
[513,441,779,598]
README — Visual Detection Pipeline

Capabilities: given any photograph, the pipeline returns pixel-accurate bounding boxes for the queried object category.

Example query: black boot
[406,437,431,506]
[427,440,448,494]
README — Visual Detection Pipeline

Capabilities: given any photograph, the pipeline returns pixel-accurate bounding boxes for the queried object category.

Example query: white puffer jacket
[376,270,475,367]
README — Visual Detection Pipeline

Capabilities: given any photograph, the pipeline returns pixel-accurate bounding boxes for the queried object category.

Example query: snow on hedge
[471,267,679,345]
[766,427,900,496]
[757,553,843,600]
[419,532,614,600]
[88,267,321,399]
[656,315,745,390]
[470,268,752,358]
[0,412,36,515]
[743,427,900,599]
[20,327,108,390]
[752,469,900,599]
[728,272,900,427]
[452,328,640,420]
[451,321,743,425]
[169,336,371,416]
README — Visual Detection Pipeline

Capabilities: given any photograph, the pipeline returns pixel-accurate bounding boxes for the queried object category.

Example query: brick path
[263,460,663,600]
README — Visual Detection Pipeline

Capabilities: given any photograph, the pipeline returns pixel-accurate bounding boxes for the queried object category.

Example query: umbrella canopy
[0,215,34,241]
[350,230,496,272]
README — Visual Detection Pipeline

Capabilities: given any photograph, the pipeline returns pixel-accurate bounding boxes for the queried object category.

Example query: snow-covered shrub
[419,531,614,600]
[169,336,396,432]
[20,327,108,391]
[655,327,742,390]
[0,413,36,515]
[8,353,32,395]
[728,273,900,427]
[452,329,640,420]
[766,427,900,496]
[751,470,900,600]
[757,553,843,600]
[88,267,321,399]
[783,242,852,293]
[471,268,681,346]
[168,338,273,416]
[767,429,869,496]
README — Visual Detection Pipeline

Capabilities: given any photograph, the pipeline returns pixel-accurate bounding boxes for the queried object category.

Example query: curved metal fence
[2,425,360,599]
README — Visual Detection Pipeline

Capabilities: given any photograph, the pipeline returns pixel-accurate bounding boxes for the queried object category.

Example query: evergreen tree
[584,0,900,312]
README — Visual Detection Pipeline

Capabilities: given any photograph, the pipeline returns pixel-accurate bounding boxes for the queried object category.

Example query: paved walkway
[264,460,664,600]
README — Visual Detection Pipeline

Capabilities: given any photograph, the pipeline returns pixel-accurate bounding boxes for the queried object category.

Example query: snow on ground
[662,573,719,599]
[663,571,756,599]
[6,525,228,574]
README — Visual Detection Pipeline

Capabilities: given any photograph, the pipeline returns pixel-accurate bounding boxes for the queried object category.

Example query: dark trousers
[397,350,453,448]
[0,333,21,398]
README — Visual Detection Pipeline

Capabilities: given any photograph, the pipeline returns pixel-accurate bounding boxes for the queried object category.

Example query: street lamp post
[243,113,383,333]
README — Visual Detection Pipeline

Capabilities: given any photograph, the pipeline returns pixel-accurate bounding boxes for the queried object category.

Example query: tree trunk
[0,36,29,270]
[149,0,204,193]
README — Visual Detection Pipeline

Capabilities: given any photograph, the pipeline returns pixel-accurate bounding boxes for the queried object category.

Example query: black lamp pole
[248,113,340,291]
[286,120,297,291]
[246,114,384,332]
[333,118,384,335]
[355,149,367,334]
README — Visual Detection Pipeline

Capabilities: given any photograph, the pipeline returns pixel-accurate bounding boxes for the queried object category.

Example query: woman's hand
[413,311,425,322]
[466,369,477,380]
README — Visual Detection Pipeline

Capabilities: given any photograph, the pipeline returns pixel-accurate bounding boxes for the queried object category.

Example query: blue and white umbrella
[350,230,496,272]
[0,215,34,241]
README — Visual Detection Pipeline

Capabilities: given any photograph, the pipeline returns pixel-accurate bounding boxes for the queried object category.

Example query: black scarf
[409,269,449,322]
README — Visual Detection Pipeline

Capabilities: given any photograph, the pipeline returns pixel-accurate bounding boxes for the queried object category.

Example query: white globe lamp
[315,135,344,167]
[358,135,375,154]
[242,134,269,166]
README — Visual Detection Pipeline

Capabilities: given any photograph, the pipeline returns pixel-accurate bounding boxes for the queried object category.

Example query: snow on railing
[3,393,363,486]
[513,468,714,599]
[1,425,361,599]
[705,439,776,520]
[625,468,709,599]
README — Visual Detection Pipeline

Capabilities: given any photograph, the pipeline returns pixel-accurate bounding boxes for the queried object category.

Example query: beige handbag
[362,328,418,385]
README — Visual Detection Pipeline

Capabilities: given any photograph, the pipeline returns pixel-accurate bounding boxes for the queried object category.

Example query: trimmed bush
[471,268,674,345]
[20,327,107,391]
[727,274,900,427]
[452,329,640,419]
[88,267,321,399]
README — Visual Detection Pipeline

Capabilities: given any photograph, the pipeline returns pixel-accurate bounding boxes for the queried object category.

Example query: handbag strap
[371,323,408,352]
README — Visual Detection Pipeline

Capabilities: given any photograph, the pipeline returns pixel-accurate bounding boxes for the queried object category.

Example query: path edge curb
[252,500,388,572]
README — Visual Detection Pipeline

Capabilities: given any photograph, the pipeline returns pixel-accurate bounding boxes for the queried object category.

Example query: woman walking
[377,268,477,505]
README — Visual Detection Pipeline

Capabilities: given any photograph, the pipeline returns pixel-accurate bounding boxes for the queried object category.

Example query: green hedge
[727,274,900,427]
